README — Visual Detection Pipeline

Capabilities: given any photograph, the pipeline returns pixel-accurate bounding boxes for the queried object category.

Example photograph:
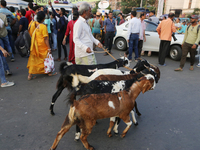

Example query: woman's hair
[73,10,79,21]
[37,11,45,23]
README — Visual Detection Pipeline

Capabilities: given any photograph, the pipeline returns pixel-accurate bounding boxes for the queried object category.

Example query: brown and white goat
[50,74,156,150]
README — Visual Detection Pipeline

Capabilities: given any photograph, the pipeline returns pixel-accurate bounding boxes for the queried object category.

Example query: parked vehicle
[113,20,184,61]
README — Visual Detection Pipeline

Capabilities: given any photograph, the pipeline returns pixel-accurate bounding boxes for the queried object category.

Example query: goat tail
[67,89,77,105]
[59,62,73,74]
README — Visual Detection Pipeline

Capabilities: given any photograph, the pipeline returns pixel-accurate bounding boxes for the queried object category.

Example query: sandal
[174,68,183,71]
[189,66,194,71]
[48,72,57,76]
[28,75,37,80]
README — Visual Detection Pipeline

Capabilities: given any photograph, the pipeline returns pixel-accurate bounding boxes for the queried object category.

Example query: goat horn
[144,65,151,71]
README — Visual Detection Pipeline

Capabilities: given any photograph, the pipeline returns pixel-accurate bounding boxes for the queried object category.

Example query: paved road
[1,46,200,150]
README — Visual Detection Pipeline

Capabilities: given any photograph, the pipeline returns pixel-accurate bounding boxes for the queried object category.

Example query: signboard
[54,0,69,4]
[98,1,109,9]
[34,0,54,6]
[71,0,97,4]
[157,0,164,17]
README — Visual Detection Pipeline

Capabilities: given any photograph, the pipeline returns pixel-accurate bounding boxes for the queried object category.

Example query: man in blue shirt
[104,12,116,56]
[0,0,16,61]
[18,9,28,33]
[177,21,187,34]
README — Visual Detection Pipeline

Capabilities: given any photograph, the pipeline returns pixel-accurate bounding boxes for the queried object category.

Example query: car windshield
[124,21,158,32]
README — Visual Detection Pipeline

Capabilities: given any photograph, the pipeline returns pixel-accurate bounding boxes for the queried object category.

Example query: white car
[113,20,184,60]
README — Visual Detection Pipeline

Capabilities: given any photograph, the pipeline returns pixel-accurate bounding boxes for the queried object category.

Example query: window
[145,22,157,32]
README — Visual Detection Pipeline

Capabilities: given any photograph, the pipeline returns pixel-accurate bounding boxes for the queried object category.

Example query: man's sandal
[174,68,183,71]
[189,66,194,71]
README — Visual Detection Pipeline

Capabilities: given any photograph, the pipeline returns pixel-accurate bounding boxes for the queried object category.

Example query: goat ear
[142,81,151,94]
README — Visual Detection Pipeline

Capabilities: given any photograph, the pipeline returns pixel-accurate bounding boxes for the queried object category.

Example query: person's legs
[56,34,62,60]
[138,40,143,57]
[189,47,196,67]
[49,33,52,49]
[1,35,15,60]
[52,33,57,50]
[104,32,109,50]
[108,32,114,52]
[158,40,170,65]
[128,34,134,60]
[0,54,7,84]
[61,34,67,59]
[133,34,139,59]
[7,30,15,59]
[180,42,190,68]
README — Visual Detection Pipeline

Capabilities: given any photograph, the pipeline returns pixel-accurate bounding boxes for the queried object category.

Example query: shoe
[5,70,12,76]
[158,64,166,66]
[196,63,200,67]
[64,57,68,61]
[141,52,144,56]
[104,52,108,56]
[135,59,138,62]
[28,75,37,80]
[1,81,15,87]
[174,68,183,71]
[189,66,194,71]
[11,58,15,62]
[129,59,132,62]
[54,58,61,61]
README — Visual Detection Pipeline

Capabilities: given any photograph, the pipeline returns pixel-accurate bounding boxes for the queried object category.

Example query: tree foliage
[192,8,200,15]
[119,0,157,14]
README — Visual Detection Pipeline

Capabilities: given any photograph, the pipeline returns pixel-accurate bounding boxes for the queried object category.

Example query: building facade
[165,0,200,17]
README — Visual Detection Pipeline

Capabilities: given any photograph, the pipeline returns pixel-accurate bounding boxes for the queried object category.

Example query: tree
[119,0,157,14]
[92,1,100,14]
[192,8,200,15]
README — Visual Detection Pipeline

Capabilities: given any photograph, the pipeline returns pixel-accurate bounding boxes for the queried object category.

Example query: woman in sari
[27,11,57,80]
[62,10,79,64]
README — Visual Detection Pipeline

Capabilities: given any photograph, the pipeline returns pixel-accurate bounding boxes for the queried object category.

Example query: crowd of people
[0,0,200,88]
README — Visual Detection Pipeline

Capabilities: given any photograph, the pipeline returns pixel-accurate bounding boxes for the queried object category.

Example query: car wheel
[169,45,182,61]
[115,38,127,51]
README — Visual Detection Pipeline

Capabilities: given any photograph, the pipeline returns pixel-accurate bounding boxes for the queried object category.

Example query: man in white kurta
[73,2,103,65]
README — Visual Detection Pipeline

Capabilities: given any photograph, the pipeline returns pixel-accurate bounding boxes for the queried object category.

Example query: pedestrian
[33,6,40,22]
[25,2,35,23]
[44,10,52,49]
[104,12,116,56]
[175,15,200,71]
[118,13,125,25]
[0,0,16,61]
[148,10,159,24]
[0,46,14,87]
[175,18,182,31]
[51,13,57,51]
[73,2,103,65]
[177,21,187,34]
[156,13,176,66]
[126,11,142,62]
[62,10,79,64]
[0,16,13,76]
[27,11,57,80]
[49,1,68,61]
[92,12,103,45]
[137,13,146,57]
[196,43,200,67]
[18,9,28,34]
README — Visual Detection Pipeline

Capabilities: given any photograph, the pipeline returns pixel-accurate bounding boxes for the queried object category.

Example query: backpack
[15,21,33,57]
[11,15,19,35]
[187,24,200,33]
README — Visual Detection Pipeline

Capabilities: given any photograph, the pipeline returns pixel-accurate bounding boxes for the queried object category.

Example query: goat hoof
[50,111,55,116]
[120,134,126,138]
[88,146,95,150]
[74,138,79,142]
[114,132,118,136]
[107,133,112,138]
[134,122,138,126]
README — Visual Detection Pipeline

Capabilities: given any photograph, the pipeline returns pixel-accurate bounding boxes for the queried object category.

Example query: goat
[49,74,156,150]
[50,60,151,115]
[72,67,160,140]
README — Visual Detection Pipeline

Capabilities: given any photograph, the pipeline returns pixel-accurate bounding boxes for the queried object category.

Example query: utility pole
[140,0,143,7]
